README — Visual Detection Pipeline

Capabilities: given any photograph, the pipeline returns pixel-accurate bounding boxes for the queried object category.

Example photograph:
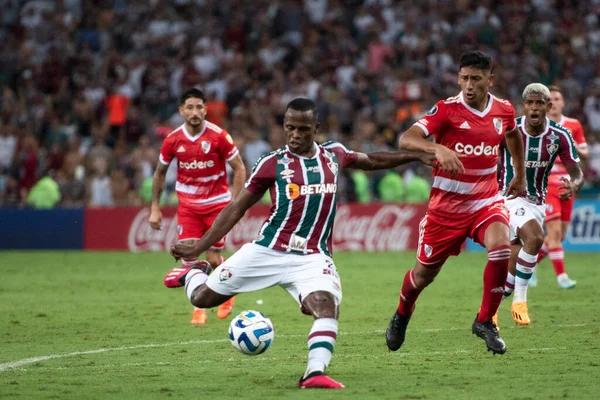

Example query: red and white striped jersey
[413,92,516,221]
[159,121,239,213]
[549,115,586,184]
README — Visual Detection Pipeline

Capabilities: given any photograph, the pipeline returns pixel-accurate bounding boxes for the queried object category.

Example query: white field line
[10,346,569,373]
[0,324,585,373]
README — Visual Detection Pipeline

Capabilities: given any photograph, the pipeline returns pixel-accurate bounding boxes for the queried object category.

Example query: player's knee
[529,234,545,252]
[303,291,337,319]
[413,268,436,287]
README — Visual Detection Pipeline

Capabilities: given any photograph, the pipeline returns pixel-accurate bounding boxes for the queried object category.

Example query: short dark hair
[548,85,562,94]
[180,88,207,105]
[459,51,493,72]
[285,98,319,122]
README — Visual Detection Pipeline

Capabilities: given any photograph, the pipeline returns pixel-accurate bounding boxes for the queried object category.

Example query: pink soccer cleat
[163,261,212,288]
[298,373,345,389]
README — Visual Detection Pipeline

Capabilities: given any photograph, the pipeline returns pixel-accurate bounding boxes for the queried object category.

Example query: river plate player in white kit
[164,98,435,389]
[497,83,583,327]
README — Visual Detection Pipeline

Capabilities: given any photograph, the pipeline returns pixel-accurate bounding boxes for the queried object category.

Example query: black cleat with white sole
[386,311,411,351]
[472,314,506,354]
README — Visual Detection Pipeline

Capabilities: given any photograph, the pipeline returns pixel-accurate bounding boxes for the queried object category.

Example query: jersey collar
[287,142,320,159]
[181,121,207,142]
[519,116,551,137]
[459,92,494,118]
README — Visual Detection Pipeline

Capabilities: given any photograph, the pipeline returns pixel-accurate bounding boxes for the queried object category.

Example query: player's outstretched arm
[504,127,526,199]
[149,162,169,230]
[559,162,584,200]
[350,150,436,171]
[228,154,246,199]
[398,125,465,174]
[170,188,265,260]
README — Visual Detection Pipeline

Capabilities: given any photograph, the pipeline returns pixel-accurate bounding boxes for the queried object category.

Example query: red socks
[478,246,511,323]
[397,269,423,317]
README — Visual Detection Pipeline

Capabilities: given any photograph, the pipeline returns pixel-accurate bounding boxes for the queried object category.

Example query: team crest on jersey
[493,118,503,135]
[219,268,232,282]
[201,141,211,154]
[424,244,433,258]
[323,150,339,175]
[426,105,438,116]
[547,143,558,155]
[516,208,525,216]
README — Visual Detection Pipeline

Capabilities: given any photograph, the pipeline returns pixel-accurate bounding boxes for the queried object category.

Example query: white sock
[502,272,515,302]
[513,250,537,303]
[304,318,338,379]
[185,270,208,301]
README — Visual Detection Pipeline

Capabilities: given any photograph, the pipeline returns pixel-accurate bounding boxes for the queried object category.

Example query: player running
[497,83,583,326]
[386,51,526,355]
[150,88,246,325]
[165,98,435,389]
[534,85,588,289]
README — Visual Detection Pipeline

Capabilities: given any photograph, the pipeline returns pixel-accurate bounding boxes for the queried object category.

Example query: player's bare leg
[546,219,576,289]
[298,291,344,389]
[472,221,510,354]
[206,249,236,319]
[386,261,442,351]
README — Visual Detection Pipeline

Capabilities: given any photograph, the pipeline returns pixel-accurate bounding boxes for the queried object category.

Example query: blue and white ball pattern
[228,310,274,355]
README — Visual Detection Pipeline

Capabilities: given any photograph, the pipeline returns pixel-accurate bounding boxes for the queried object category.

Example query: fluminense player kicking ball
[386,50,526,355]
[496,83,583,327]
[165,98,436,389]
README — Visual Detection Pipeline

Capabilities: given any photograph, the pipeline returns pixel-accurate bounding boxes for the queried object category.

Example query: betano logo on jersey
[179,160,215,169]
[524,160,550,168]
[286,183,337,199]
[454,142,499,156]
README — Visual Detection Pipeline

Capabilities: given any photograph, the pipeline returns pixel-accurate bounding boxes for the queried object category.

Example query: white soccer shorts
[504,197,546,243]
[205,243,343,306]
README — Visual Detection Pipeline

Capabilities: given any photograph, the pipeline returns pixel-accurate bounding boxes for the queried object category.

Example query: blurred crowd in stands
[2,0,600,208]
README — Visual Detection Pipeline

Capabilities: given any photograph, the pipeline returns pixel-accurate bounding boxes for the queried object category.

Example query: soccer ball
[228,310,274,355]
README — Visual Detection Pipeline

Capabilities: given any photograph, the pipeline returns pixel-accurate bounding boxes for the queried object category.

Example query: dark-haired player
[165,98,436,389]
[150,88,246,325]
[386,50,526,355]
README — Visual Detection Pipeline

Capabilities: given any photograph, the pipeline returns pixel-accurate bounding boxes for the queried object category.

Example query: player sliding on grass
[386,50,526,355]
[496,83,583,327]
[165,98,436,389]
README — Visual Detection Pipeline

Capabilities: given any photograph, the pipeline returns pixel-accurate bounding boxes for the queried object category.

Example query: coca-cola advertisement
[84,204,428,252]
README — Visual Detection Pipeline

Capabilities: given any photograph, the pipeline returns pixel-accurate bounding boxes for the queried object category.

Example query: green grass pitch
[1,251,599,399]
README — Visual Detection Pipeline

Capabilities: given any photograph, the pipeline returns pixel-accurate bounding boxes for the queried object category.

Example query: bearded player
[534,85,588,289]
[150,88,246,325]
[386,51,526,355]
[497,83,583,327]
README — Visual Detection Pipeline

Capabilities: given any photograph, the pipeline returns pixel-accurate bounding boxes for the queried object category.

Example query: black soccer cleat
[472,314,507,355]
[386,311,411,351]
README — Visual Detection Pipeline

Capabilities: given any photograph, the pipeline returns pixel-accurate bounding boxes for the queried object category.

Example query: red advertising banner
[84,203,428,253]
